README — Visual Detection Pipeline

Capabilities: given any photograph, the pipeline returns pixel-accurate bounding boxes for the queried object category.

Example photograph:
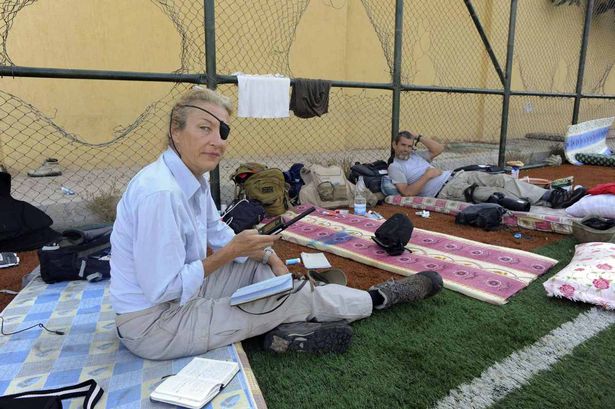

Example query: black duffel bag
[38,225,112,284]
[348,160,389,193]
[455,203,507,231]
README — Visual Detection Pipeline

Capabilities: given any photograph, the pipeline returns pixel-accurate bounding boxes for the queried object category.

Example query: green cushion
[574,153,615,167]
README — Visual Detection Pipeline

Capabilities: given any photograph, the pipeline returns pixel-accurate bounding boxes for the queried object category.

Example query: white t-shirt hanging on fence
[236,73,290,118]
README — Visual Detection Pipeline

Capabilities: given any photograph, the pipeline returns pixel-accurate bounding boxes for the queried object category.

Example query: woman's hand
[228,229,279,259]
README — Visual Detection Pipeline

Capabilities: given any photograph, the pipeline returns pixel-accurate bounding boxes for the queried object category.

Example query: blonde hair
[169,87,233,134]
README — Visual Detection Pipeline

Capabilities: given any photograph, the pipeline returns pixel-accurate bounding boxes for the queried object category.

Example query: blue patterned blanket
[564,117,614,165]
[0,273,266,408]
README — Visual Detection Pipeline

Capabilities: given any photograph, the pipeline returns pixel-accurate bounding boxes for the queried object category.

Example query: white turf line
[434,308,615,409]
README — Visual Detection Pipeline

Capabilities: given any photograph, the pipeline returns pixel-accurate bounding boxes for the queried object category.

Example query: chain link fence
[0,0,613,229]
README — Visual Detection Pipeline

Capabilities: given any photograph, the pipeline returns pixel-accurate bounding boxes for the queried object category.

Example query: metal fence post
[498,0,518,167]
[572,0,594,125]
[391,0,404,153]
[205,0,221,207]
[464,0,505,86]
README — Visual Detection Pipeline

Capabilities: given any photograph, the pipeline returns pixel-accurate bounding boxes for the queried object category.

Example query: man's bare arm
[417,134,445,160]
[395,167,442,197]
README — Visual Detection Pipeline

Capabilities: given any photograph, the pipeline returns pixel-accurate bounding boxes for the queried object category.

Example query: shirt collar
[162,148,208,199]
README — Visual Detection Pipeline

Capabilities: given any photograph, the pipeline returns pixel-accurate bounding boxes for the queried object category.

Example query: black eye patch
[179,104,231,140]
[219,121,230,140]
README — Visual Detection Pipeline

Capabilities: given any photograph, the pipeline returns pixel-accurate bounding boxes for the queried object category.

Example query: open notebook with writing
[150,357,239,409]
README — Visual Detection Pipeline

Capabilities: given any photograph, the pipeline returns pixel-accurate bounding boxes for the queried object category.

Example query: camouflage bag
[232,163,289,216]
[231,162,268,186]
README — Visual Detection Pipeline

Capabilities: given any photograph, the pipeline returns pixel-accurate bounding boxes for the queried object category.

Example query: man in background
[385,130,585,209]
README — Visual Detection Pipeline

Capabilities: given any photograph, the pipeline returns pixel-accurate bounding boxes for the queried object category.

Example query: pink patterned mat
[281,206,558,305]
[385,195,578,235]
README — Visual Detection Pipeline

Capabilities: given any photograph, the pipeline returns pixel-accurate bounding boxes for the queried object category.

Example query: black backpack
[38,225,112,284]
[348,160,388,193]
[455,203,507,231]
[0,171,60,251]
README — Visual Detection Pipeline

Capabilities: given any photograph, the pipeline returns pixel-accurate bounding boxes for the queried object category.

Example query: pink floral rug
[385,195,578,234]
[281,206,558,305]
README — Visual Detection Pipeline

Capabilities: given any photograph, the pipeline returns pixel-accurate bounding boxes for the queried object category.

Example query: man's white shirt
[387,152,452,197]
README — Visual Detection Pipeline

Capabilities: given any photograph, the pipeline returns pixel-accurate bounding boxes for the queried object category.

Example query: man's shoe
[549,186,587,209]
[27,158,62,177]
[263,321,352,354]
[369,270,443,310]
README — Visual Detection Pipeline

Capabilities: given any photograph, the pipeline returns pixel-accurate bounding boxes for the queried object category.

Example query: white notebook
[229,273,293,306]
[150,357,239,409]
[300,252,332,269]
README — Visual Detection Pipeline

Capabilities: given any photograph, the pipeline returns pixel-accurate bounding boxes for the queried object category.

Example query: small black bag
[348,160,389,193]
[0,379,103,409]
[38,225,112,284]
[372,213,413,256]
[222,198,266,233]
[455,203,507,231]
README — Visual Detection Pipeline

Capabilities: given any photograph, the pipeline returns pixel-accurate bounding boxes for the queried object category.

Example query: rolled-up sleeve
[133,192,204,305]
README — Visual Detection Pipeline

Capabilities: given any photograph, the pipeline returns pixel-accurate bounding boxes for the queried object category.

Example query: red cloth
[587,183,615,195]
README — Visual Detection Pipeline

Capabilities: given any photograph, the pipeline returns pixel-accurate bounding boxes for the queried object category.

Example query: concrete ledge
[10,139,603,228]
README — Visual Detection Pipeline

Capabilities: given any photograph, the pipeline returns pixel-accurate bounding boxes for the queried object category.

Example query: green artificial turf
[493,321,615,409]
[245,237,609,409]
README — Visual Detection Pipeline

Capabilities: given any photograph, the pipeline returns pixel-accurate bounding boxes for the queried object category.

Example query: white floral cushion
[544,242,615,309]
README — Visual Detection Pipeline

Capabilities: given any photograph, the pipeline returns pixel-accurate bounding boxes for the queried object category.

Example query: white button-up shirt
[110,149,245,314]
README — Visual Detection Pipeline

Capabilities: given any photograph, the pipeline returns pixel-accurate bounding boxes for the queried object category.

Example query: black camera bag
[222,198,266,233]
[38,225,112,284]
[372,213,413,256]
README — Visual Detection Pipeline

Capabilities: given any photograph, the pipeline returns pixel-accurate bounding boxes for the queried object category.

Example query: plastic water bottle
[511,166,519,179]
[354,176,367,216]
[61,186,75,196]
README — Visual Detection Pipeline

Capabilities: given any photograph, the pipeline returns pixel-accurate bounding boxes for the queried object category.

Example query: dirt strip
[2,163,614,310]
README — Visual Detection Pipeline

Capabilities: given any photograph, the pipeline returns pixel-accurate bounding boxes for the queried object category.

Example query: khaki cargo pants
[115,259,372,360]
[437,170,548,204]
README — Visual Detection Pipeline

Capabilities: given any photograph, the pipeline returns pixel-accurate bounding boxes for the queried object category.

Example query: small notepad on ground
[301,252,332,269]
[229,273,293,306]
[150,357,240,409]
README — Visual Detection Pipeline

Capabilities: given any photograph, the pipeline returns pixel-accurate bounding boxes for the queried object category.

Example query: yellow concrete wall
[1,0,180,143]
[0,0,613,171]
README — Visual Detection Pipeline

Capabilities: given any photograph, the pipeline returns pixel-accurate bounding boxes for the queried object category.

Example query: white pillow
[565,194,615,218]
[544,242,615,309]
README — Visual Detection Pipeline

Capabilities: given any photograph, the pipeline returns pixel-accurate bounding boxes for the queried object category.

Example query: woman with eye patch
[109,87,442,360]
